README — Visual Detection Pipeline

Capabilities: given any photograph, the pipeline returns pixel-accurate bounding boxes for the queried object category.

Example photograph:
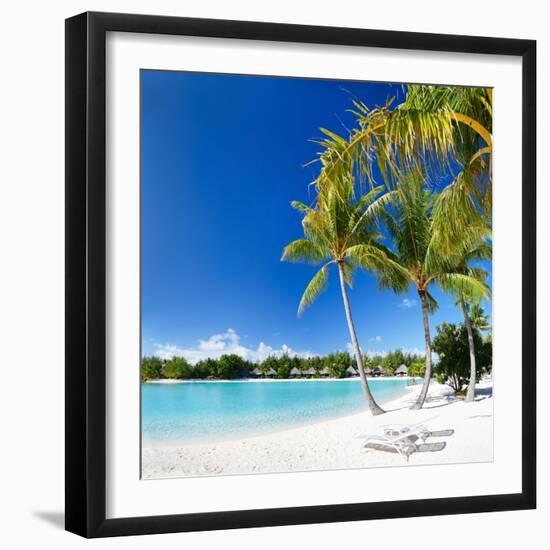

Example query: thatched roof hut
[251,368,263,377]
[395,364,408,376]
[346,365,358,377]
[365,367,373,376]
[319,367,330,376]
[266,367,277,377]
[372,365,383,376]
[304,367,317,377]
[289,367,302,377]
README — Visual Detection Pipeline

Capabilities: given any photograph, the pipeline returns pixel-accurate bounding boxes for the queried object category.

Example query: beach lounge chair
[360,420,453,461]
[363,431,419,460]
[381,422,454,442]
[353,419,433,444]
[363,422,432,459]
[364,436,447,461]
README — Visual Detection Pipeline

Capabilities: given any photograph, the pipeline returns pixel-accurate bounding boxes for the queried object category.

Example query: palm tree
[445,227,492,402]
[281,174,404,416]
[312,85,492,252]
[389,85,492,189]
[376,177,488,409]
[460,300,485,402]
[469,302,491,332]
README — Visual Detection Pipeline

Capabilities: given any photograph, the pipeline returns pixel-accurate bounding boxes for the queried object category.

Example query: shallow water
[142,378,417,443]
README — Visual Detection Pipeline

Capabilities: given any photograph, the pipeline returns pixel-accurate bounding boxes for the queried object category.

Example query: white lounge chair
[381,421,454,441]
[360,420,453,461]
[381,421,430,442]
[363,430,420,460]
[354,418,435,444]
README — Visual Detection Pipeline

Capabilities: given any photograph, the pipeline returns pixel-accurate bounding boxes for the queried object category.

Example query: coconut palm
[281,172,405,415]
[376,177,488,409]
[469,302,491,332]
[312,85,492,253]
[391,85,492,178]
[445,227,492,402]
[460,299,486,402]
[325,85,491,193]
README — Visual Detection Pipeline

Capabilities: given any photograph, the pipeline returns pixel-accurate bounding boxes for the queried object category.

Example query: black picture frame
[65,11,536,538]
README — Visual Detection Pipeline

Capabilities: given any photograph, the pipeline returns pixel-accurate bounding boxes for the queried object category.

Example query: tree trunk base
[409,402,423,410]
[370,406,386,416]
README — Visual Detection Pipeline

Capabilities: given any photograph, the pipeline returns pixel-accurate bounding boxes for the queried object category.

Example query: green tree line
[141,349,426,382]
[142,311,492,388]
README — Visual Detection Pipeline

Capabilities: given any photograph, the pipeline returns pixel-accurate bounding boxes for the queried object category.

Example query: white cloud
[346,342,427,359]
[198,328,239,351]
[345,342,387,358]
[153,329,314,364]
[368,335,383,343]
[400,298,417,308]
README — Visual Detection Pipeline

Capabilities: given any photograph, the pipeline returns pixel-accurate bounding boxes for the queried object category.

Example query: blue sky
[141,70,490,363]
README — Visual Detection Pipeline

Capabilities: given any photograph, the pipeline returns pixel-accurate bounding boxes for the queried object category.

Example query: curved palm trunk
[337,263,385,415]
[412,290,432,410]
[461,296,477,402]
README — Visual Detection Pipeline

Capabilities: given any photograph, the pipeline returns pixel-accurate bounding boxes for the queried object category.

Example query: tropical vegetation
[446,230,492,401]
[140,349,425,382]
[369,176,488,409]
[281,181,404,415]
[432,321,492,393]
[282,83,494,411]
[146,83,493,412]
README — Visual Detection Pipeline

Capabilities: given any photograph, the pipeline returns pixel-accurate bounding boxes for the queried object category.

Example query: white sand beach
[142,379,493,479]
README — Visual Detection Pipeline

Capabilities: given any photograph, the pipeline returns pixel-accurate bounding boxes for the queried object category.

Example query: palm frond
[341,260,355,288]
[297,263,330,317]
[430,155,491,257]
[436,272,490,302]
[290,200,313,213]
[310,85,493,236]
[345,243,409,291]
[281,238,327,264]
[425,290,439,314]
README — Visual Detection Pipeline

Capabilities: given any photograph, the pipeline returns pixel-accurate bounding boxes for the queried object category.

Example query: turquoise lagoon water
[142,378,417,444]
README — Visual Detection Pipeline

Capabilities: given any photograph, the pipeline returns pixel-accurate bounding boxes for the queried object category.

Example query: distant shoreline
[145,376,420,384]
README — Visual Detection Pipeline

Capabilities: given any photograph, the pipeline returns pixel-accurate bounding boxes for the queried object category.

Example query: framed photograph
[65,11,536,538]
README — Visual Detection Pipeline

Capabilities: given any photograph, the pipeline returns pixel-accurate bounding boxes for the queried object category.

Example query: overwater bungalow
[395,364,408,377]
[289,367,302,378]
[346,365,358,377]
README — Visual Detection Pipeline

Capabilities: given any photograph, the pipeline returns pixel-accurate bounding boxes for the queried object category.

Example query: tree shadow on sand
[474,385,493,398]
